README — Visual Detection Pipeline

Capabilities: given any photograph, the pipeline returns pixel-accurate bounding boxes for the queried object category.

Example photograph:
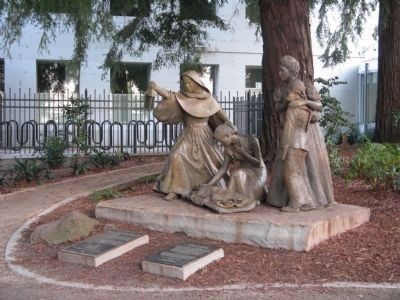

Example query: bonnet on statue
[175,70,220,118]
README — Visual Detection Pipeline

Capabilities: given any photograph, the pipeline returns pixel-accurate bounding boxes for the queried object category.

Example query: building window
[36,60,80,123]
[37,60,79,94]
[180,0,216,20]
[110,0,151,17]
[110,63,151,123]
[200,65,218,95]
[245,66,262,91]
[360,71,377,124]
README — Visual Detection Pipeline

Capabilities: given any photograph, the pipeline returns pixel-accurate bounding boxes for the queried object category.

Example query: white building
[0,0,378,153]
[0,1,264,97]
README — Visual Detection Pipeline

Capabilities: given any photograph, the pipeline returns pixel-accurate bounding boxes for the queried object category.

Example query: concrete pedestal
[95,194,370,251]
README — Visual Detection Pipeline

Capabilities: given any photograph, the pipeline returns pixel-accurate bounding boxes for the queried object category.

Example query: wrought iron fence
[0,88,263,155]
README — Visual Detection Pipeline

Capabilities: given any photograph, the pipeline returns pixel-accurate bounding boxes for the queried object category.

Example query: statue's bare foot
[164,193,177,201]
[281,206,300,213]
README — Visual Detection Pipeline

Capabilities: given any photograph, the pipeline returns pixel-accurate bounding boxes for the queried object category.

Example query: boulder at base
[30,211,99,245]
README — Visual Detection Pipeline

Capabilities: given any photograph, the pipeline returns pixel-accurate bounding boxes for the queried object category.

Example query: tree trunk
[374,0,400,142]
[258,0,314,165]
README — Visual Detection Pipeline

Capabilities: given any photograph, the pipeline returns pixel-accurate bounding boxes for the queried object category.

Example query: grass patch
[89,188,121,203]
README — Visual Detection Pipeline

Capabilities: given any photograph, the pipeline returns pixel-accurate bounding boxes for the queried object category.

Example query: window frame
[245,66,263,90]
[110,62,151,124]
[110,0,151,17]
[36,59,80,124]
[179,0,217,20]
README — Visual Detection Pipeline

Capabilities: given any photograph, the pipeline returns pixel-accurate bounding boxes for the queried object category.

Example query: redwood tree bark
[374,0,400,142]
[258,0,314,164]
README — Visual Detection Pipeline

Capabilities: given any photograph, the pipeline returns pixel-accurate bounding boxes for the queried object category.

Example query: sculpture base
[95,193,370,251]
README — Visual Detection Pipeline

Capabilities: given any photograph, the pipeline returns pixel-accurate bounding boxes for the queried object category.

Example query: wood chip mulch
[13,176,400,288]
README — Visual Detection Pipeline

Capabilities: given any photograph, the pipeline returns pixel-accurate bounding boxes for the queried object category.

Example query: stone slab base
[95,193,370,251]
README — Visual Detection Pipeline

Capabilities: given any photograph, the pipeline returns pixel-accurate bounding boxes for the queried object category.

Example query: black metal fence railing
[0,89,264,155]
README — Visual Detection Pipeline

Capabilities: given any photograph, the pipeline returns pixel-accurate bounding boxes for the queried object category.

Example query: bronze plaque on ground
[142,243,224,280]
[58,230,149,267]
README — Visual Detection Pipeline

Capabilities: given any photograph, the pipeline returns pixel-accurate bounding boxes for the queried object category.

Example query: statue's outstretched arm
[149,81,169,98]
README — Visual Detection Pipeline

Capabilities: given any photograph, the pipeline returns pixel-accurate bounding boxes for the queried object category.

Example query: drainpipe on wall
[363,63,369,132]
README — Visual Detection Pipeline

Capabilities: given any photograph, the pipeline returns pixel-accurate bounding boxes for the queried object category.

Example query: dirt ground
[13,167,400,288]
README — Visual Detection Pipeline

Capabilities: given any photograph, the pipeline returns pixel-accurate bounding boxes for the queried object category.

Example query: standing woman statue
[266,55,335,212]
[150,70,229,201]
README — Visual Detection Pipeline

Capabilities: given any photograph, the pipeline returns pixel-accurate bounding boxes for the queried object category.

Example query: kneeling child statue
[191,122,267,213]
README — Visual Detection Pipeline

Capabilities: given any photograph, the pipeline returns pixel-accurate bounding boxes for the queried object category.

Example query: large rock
[31,211,99,245]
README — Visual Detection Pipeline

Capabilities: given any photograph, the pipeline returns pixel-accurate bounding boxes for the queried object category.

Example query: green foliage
[63,96,91,154]
[41,135,67,168]
[347,142,400,189]
[393,110,400,128]
[70,154,90,176]
[89,149,121,169]
[315,77,354,143]
[0,168,11,186]
[347,126,373,145]
[136,174,159,184]
[244,0,261,36]
[90,188,121,203]
[311,0,378,67]
[326,140,344,175]
[0,1,229,71]
[11,158,50,183]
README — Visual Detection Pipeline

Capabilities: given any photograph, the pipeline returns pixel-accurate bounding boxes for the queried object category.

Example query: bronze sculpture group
[150,56,335,213]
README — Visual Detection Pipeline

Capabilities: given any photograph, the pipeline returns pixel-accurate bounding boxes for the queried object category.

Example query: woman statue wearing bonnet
[150,70,229,201]
[266,55,335,212]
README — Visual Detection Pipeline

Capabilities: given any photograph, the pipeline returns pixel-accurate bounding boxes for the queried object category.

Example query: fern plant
[89,149,121,169]
[11,158,50,183]
[70,154,91,176]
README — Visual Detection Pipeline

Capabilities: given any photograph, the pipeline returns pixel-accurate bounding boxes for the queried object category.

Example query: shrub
[11,158,50,183]
[347,126,373,145]
[315,77,354,143]
[346,142,400,189]
[41,135,67,168]
[63,96,91,154]
[89,149,121,169]
[70,154,91,176]
[326,140,344,176]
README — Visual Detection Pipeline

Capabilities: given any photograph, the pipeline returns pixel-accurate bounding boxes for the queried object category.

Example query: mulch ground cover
[13,168,400,288]
[7,147,400,288]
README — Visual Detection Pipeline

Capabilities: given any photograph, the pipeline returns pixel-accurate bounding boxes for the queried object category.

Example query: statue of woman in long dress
[150,70,229,201]
[191,122,267,213]
[266,55,335,212]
